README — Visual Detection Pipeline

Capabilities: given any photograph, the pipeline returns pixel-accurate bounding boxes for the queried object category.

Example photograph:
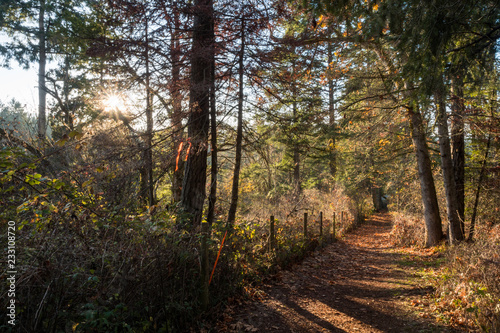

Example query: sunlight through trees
[1,0,499,331]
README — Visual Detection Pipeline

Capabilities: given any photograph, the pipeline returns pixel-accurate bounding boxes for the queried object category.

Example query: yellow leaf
[373,4,379,11]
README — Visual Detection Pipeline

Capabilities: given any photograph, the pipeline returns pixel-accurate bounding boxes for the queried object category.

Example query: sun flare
[103,93,126,112]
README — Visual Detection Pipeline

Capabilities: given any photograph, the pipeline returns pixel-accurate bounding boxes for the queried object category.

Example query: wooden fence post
[269,215,275,251]
[200,222,209,310]
[319,211,323,245]
[319,212,323,236]
[303,212,308,239]
[319,212,323,246]
[332,212,336,241]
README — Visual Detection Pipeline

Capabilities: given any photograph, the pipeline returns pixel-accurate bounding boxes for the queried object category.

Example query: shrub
[389,212,427,247]
[434,228,500,332]
[0,215,208,332]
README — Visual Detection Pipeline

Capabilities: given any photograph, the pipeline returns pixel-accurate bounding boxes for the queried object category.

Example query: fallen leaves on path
[214,213,467,332]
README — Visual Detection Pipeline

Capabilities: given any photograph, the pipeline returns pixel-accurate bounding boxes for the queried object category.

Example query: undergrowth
[435,228,500,332]
[389,211,426,247]
[0,187,364,332]
[0,215,218,332]
[389,212,500,332]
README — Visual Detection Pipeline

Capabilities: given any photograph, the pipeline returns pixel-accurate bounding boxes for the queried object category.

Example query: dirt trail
[218,213,463,333]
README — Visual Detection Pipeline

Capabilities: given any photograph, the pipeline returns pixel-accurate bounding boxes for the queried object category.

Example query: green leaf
[53,180,64,190]
[69,130,84,140]
[56,138,67,147]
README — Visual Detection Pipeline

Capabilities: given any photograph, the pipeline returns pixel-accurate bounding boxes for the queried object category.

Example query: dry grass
[388,212,500,332]
[436,228,500,332]
[389,212,427,247]
[238,188,367,238]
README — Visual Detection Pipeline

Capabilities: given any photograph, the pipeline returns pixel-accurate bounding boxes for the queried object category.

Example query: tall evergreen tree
[1,0,101,140]
[181,0,214,226]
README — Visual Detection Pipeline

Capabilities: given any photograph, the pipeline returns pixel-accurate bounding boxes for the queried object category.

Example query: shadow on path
[220,213,464,333]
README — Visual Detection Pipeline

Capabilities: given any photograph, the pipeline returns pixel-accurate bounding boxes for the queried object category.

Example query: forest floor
[214,213,467,333]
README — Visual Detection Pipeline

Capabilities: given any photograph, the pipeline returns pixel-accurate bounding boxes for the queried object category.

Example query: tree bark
[372,186,383,212]
[170,6,184,203]
[206,45,217,228]
[38,0,47,140]
[227,19,245,227]
[292,100,301,196]
[435,82,464,243]
[450,71,465,231]
[408,105,443,247]
[327,43,336,182]
[145,17,155,206]
[62,56,74,132]
[181,0,214,226]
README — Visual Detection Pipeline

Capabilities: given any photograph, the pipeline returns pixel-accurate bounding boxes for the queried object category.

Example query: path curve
[217,213,464,333]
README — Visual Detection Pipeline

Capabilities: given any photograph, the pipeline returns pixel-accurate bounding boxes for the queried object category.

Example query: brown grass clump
[389,212,426,247]
[388,213,500,331]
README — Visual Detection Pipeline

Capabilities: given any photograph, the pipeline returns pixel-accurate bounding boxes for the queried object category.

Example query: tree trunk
[62,56,74,132]
[145,18,155,207]
[140,157,148,205]
[327,43,336,182]
[292,96,301,195]
[293,141,300,195]
[290,50,301,196]
[408,105,443,247]
[38,0,47,140]
[181,0,214,226]
[170,6,184,203]
[435,83,464,243]
[206,47,217,228]
[372,186,382,212]
[227,20,245,227]
[450,71,465,231]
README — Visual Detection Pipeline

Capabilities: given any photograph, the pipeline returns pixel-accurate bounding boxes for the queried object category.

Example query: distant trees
[255,25,325,196]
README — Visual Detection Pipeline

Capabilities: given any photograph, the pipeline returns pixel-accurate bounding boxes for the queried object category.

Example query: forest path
[216,213,463,333]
